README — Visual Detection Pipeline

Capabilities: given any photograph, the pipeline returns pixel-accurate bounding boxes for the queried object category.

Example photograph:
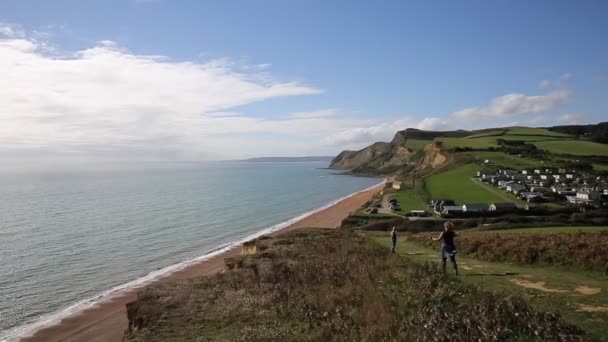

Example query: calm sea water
[0,162,380,339]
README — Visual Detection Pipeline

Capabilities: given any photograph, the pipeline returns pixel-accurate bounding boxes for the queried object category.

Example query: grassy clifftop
[124,229,584,341]
[329,124,608,176]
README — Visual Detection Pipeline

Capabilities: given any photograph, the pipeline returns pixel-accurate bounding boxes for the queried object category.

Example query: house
[565,174,575,179]
[540,175,548,180]
[462,203,488,213]
[529,186,548,193]
[552,174,561,180]
[392,181,403,190]
[552,185,568,193]
[519,192,543,202]
[507,183,526,195]
[488,202,518,212]
[441,205,464,216]
[534,169,542,174]
[430,199,455,212]
[576,190,601,201]
[499,169,518,176]
[521,170,529,175]
[498,180,513,189]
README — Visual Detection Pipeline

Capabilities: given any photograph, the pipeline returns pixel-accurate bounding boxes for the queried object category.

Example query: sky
[1,0,607,168]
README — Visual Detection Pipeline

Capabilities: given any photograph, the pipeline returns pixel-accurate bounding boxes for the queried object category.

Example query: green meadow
[423,163,504,203]
[532,140,608,156]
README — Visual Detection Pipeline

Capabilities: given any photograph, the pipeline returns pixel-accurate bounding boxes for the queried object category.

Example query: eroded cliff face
[329,130,448,175]
[329,142,392,170]
[415,141,447,171]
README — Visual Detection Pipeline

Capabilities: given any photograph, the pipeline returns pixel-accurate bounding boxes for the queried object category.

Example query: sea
[0,162,381,340]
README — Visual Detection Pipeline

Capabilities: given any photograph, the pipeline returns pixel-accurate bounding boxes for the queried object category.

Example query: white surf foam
[1,180,384,341]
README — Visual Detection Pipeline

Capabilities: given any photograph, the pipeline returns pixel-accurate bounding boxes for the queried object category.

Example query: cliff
[329,129,451,175]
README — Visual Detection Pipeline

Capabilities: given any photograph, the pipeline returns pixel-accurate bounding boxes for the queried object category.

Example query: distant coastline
[237,156,334,163]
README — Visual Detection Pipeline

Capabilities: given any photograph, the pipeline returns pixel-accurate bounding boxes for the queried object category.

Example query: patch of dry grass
[124,229,585,341]
[410,231,608,273]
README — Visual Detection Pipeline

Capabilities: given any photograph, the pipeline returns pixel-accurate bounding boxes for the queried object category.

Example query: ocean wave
[0,180,384,341]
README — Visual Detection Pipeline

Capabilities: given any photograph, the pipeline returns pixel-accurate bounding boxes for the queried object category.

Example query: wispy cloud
[321,79,574,150]
[451,89,569,120]
[288,108,340,119]
[0,25,321,164]
[557,113,583,125]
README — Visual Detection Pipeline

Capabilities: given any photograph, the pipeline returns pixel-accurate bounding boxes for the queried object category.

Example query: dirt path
[470,177,521,206]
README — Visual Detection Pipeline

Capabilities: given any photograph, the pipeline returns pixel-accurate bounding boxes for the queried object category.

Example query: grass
[483,226,608,234]
[441,127,580,155]
[424,163,505,203]
[532,140,608,156]
[463,151,551,169]
[496,135,569,141]
[390,189,429,214]
[440,137,499,149]
[372,235,608,340]
[405,139,432,150]
[124,229,586,341]
[595,164,608,171]
[465,129,506,138]
[505,127,572,137]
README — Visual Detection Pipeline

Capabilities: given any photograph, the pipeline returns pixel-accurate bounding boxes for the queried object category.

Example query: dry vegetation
[410,231,608,274]
[124,229,585,341]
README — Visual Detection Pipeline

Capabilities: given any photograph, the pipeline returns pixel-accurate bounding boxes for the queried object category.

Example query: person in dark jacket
[431,221,458,275]
[390,226,397,253]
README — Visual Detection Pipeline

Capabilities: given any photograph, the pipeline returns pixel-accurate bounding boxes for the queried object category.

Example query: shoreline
[8,181,385,342]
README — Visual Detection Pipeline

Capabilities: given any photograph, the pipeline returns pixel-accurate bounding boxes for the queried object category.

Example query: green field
[595,164,608,171]
[505,127,572,137]
[495,135,568,141]
[405,139,432,150]
[465,129,506,138]
[372,236,608,340]
[532,140,608,156]
[423,163,505,203]
[440,137,499,149]
[483,226,608,234]
[439,126,579,151]
[390,189,429,213]
[463,151,550,169]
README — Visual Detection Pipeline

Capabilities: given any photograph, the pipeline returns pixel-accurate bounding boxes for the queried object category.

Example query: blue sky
[1,0,607,165]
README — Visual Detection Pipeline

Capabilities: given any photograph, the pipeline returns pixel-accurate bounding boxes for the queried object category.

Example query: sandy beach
[18,182,384,342]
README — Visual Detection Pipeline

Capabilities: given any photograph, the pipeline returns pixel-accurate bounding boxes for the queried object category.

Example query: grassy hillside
[531,140,608,156]
[484,226,608,234]
[462,151,554,169]
[377,231,608,340]
[124,229,584,341]
[423,163,505,203]
[404,138,432,150]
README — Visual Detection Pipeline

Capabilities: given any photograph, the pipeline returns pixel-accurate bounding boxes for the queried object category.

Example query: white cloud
[0,31,322,165]
[557,113,583,125]
[451,89,569,120]
[288,108,340,119]
[0,22,25,38]
[539,79,551,88]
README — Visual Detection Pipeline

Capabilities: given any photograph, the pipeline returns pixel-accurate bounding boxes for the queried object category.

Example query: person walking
[390,226,397,253]
[431,221,458,275]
